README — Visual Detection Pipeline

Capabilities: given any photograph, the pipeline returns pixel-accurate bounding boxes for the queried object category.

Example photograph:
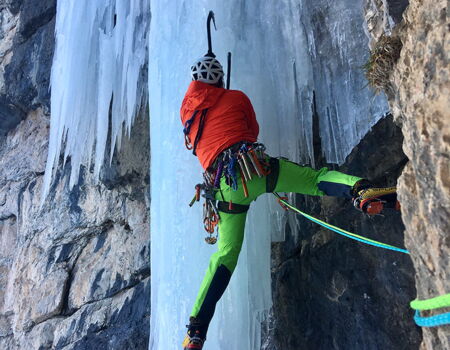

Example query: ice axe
[205,11,232,89]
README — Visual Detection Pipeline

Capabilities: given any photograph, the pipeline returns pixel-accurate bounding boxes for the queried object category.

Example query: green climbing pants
[190,158,362,334]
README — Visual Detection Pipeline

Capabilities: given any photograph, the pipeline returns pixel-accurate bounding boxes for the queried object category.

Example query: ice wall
[149,1,387,350]
[43,0,149,200]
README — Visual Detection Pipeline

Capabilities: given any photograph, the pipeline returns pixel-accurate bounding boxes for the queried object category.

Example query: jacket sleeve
[241,92,259,139]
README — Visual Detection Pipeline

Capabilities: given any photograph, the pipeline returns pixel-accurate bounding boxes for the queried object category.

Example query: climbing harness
[189,142,270,244]
[273,193,409,254]
[410,293,450,327]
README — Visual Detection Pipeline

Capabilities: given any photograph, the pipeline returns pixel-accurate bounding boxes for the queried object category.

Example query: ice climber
[181,55,398,349]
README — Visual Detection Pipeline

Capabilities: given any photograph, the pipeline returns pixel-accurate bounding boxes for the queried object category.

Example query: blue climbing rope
[413,310,450,327]
[273,193,409,254]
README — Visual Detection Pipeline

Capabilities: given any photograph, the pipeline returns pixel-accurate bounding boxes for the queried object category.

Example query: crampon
[182,330,205,349]
[353,186,400,215]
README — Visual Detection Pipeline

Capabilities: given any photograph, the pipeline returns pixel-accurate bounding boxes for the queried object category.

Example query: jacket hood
[181,81,226,111]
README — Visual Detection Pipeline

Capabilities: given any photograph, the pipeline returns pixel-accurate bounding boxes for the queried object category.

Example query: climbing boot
[182,317,205,349]
[352,180,400,215]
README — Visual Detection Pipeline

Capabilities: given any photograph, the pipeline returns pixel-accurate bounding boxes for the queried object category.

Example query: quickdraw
[234,143,270,198]
[203,200,219,244]
[189,182,220,244]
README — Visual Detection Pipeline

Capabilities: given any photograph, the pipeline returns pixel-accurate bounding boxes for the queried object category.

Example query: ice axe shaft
[226,52,232,89]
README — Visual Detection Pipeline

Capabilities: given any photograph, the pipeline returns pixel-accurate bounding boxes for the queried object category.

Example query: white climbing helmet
[190,56,224,84]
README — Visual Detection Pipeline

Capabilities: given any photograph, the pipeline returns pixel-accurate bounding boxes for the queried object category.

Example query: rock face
[362,0,449,348]
[0,0,150,348]
[263,116,422,349]
[388,0,450,348]
[0,0,55,134]
[364,0,409,48]
[0,109,150,350]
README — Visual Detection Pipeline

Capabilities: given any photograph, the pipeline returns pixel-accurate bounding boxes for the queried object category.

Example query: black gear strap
[265,157,280,193]
[217,201,250,214]
[183,108,209,156]
[192,109,209,156]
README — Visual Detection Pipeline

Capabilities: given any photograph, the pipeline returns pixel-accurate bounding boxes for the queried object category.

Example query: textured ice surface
[42,0,149,200]
[149,1,388,350]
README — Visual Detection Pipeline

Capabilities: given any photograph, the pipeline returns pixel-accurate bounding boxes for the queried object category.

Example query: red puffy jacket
[180,81,259,169]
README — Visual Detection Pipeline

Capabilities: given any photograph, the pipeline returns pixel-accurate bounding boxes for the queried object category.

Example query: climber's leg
[273,158,362,197]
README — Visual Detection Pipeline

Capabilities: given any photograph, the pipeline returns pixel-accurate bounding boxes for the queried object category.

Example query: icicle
[42,0,150,202]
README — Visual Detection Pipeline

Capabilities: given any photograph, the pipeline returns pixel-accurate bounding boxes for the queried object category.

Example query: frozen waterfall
[149,1,387,350]
[45,0,389,349]
[42,0,149,200]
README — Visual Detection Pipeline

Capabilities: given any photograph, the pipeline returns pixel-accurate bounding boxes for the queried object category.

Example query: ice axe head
[206,11,216,57]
